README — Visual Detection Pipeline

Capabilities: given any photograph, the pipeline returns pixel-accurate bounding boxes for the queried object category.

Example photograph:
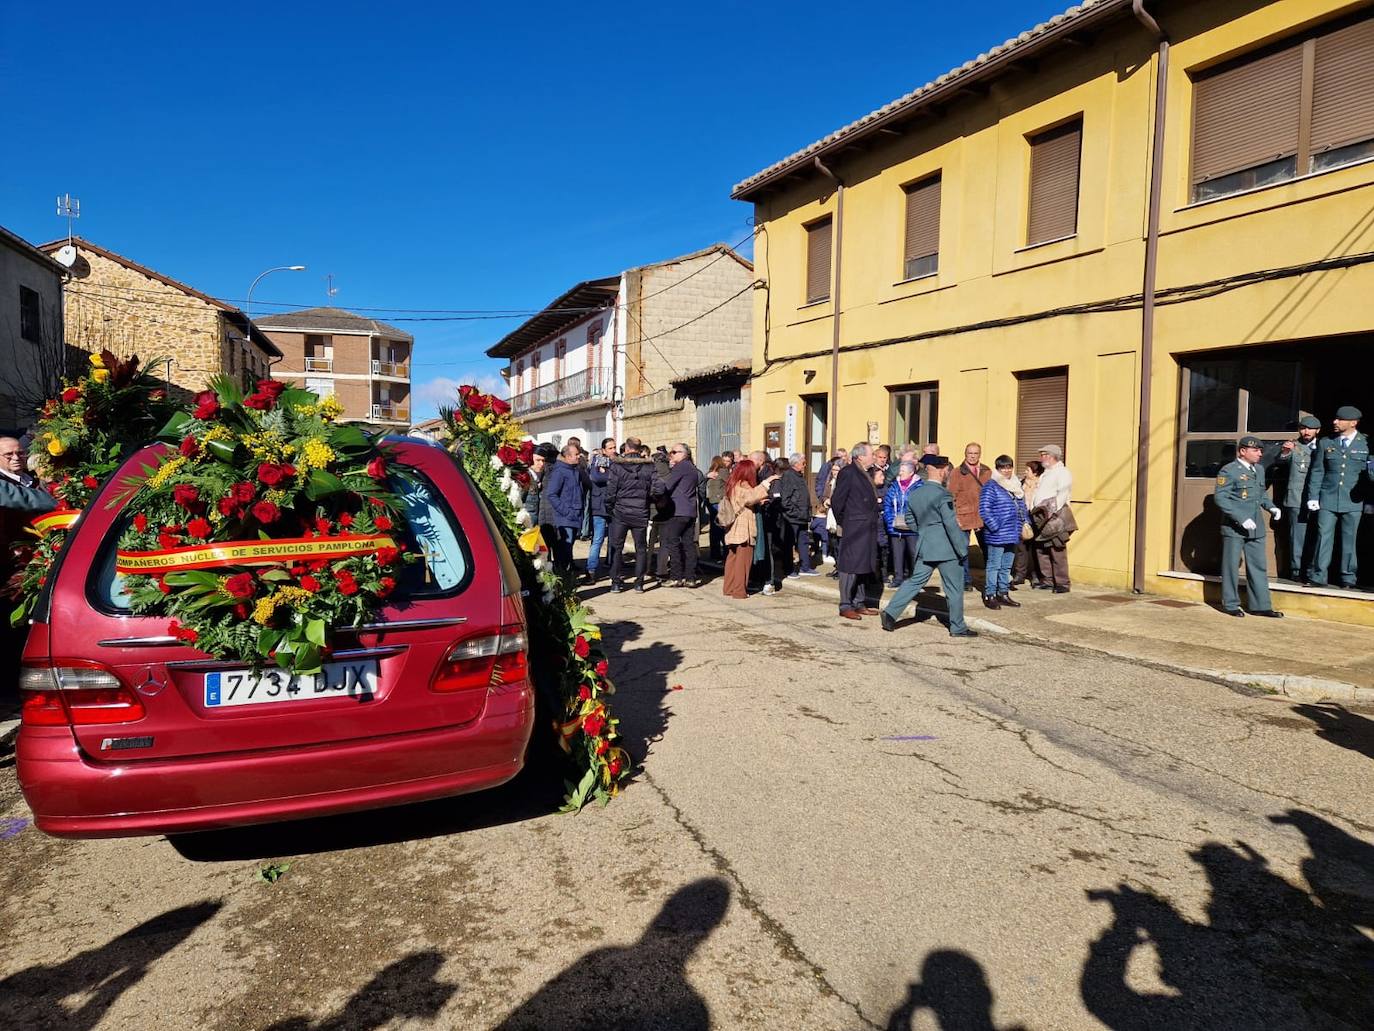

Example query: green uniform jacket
[908,481,968,562]
[1214,459,1270,540]
[1271,439,1316,509]
[1306,432,1371,513]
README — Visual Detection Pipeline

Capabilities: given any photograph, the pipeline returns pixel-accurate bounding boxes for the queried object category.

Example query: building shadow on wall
[493,876,729,1030]
[1291,702,1374,762]
[0,900,222,1030]
[884,949,1027,1031]
[1080,809,1374,1029]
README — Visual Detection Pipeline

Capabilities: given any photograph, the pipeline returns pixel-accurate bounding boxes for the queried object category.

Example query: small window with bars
[1191,14,1374,202]
[1026,119,1082,246]
[901,174,941,280]
[804,216,833,304]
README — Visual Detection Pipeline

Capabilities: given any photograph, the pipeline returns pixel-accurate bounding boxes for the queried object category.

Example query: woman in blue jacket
[883,459,922,584]
[977,454,1029,610]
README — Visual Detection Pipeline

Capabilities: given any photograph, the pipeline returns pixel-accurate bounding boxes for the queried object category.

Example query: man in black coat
[771,452,816,582]
[605,437,656,592]
[830,442,880,620]
[653,443,705,587]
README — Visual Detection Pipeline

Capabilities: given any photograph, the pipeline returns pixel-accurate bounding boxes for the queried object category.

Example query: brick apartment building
[257,307,413,427]
[37,237,280,400]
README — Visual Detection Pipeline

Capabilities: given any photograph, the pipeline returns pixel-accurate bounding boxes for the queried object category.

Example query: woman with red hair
[719,459,778,598]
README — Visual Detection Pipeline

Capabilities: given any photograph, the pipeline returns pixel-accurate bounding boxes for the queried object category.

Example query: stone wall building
[0,225,66,434]
[257,307,413,428]
[37,237,280,400]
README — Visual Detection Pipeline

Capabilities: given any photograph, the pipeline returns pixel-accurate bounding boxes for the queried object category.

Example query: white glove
[1270,508,1281,521]
[1241,518,1257,531]
[1307,500,1320,511]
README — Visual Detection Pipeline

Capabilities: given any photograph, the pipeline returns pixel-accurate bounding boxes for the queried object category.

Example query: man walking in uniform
[1271,415,1321,582]
[880,455,977,638]
[1306,406,1370,589]
[1215,436,1283,618]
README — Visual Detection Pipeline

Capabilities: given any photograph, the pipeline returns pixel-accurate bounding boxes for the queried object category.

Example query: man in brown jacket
[947,442,991,593]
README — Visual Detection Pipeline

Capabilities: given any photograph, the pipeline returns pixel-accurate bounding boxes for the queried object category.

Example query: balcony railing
[512,366,612,418]
[304,355,333,372]
[372,358,409,378]
[371,402,410,422]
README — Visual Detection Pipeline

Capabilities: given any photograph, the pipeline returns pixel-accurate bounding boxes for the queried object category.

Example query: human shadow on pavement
[265,950,457,1030]
[1291,703,1374,762]
[1080,811,1374,1029]
[0,900,222,1030]
[884,949,1027,1031]
[593,617,684,780]
[493,876,728,1030]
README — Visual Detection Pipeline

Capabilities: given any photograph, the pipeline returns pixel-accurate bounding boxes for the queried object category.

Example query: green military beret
[1298,415,1321,429]
[1335,405,1362,420]
[1237,435,1263,449]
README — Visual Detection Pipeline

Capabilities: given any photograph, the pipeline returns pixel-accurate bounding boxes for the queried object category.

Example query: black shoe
[1032,582,1051,591]
[949,628,980,638]
[610,582,624,593]
[880,611,896,632]
[997,594,1021,608]
[1250,609,1285,618]
[1007,584,1018,592]
[1052,585,1070,594]
[634,582,646,593]
[963,583,975,592]
[982,595,1001,610]
[1222,608,1245,617]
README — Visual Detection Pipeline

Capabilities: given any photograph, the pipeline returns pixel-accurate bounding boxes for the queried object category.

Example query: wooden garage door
[1015,367,1068,471]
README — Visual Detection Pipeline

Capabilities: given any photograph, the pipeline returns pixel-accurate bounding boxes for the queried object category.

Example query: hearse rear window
[89,469,470,611]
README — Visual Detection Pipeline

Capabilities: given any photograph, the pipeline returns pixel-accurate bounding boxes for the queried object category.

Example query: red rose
[257,462,288,486]
[582,711,606,737]
[374,546,399,566]
[232,481,256,504]
[315,517,332,535]
[308,558,329,572]
[299,575,321,593]
[577,685,591,701]
[186,517,212,540]
[376,576,396,597]
[251,500,280,524]
[172,484,200,510]
[133,513,148,533]
[366,456,387,480]
[217,497,238,517]
[373,515,392,531]
[607,756,623,778]
[458,384,475,401]
[489,396,511,417]
[157,532,179,550]
[234,603,250,620]
[192,390,220,420]
[573,635,590,659]
[242,391,272,411]
[82,475,99,489]
[168,620,198,644]
[61,387,81,403]
[595,737,610,756]
[338,512,354,527]
[518,440,534,463]
[595,660,609,677]
[497,445,518,466]
[465,391,488,413]
[336,570,359,596]
[513,470,530,488]
[256,378,285,399]
[223,572,255,600]
[178,435,199,458]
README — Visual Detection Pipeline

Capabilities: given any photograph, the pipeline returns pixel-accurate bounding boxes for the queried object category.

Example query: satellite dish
[54,245,78,267]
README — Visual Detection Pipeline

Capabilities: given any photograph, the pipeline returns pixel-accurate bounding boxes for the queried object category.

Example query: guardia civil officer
[1214,436,1283,618]
[1271,415,1321,581]
[1306,406,1370,589]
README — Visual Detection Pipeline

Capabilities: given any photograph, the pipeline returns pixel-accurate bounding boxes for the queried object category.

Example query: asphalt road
[2,578,1373,1030]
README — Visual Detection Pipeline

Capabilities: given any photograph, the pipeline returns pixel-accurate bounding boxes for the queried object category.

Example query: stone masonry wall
[623,388,695,451]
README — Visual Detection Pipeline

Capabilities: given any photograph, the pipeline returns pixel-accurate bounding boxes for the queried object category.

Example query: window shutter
[1026,121,1082,245]
[1191,44,1302,184]
[903,176,941,267]
[1015,368,1069,472]
[1311,18,1374,156]
[805,217,833,303]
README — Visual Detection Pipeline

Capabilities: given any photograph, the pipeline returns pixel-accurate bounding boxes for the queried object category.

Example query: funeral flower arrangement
[439,384,628,811]
[113,376,413,674]
[7,350,173,626]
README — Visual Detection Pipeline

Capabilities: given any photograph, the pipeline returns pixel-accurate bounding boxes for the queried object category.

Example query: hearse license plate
[204,661,379,708]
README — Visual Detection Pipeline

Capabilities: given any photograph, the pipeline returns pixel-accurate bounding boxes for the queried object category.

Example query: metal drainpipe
[813,157,844,456]
[1131,0,1168,594]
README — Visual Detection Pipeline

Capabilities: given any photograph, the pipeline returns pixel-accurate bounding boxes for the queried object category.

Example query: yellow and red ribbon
[115,533,397,574]
[31,509,80,536]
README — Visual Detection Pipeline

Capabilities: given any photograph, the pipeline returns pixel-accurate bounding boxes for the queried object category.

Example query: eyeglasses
[669,449,684,454]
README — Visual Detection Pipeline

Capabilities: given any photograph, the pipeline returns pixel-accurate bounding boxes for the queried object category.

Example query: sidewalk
[689,555,1374,704]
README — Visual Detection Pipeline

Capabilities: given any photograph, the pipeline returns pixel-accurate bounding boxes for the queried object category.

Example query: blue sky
[1,1,1071,418]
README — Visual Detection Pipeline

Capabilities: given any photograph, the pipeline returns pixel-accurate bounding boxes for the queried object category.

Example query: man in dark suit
[829,442,880,620]
[881,455,977,638]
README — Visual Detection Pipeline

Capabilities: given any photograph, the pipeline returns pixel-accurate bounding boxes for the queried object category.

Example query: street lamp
[244,264,305,375]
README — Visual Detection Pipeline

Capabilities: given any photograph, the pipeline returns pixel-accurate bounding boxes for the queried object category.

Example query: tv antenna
[56,193,80,243]
[325,273,339,298]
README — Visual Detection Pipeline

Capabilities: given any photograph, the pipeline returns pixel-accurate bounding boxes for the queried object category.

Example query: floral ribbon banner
[115,534,397,574]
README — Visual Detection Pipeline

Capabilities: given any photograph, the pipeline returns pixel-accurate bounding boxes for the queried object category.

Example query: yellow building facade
[735,0,1374,625]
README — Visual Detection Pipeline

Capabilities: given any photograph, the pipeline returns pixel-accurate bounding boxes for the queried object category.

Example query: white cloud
[410,372,508,421]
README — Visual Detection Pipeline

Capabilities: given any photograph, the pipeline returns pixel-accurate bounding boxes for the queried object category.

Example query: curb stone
[0,718,19,748]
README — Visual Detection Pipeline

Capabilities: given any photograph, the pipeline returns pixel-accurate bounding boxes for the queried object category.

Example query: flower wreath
[7,351,174,626]
[439,385,628,810]
[114,376,414,674]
